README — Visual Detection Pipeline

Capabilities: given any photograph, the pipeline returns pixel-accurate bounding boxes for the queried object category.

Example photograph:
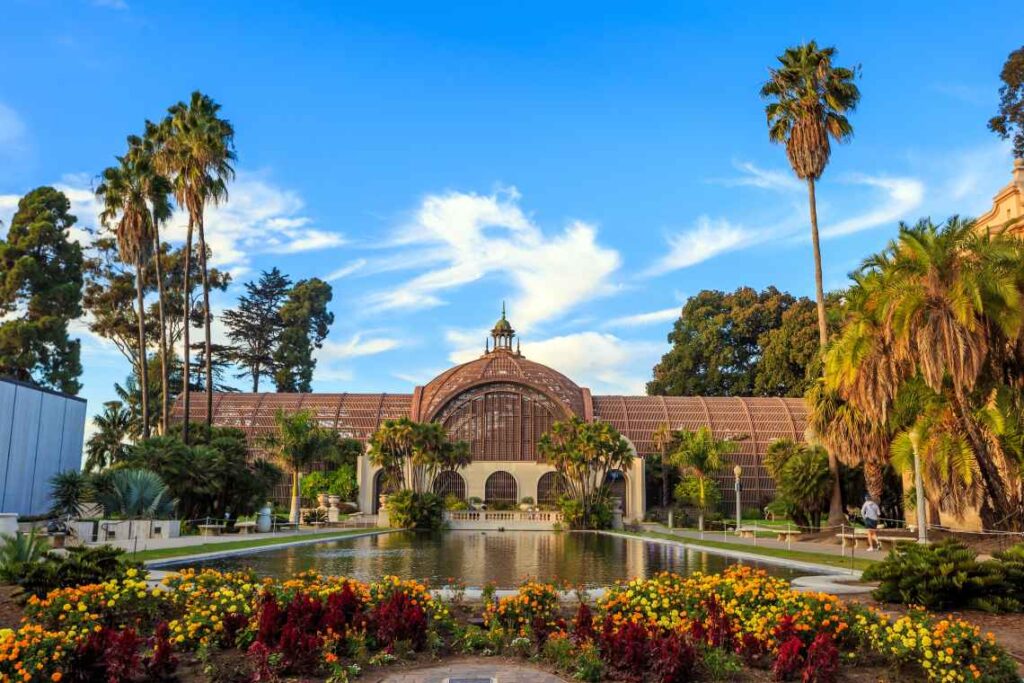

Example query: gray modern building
[0,378,86,517]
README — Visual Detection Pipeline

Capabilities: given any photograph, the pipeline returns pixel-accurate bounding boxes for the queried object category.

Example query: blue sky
[0,0,1020,430]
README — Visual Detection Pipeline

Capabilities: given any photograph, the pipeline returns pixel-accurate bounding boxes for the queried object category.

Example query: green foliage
[863,540,1015,612]
[557,492,613,530]
[0,187,84,393]
[647,287,833,398]
[670,427,736,530]
[765,439,831,530]
[222,267,291,392]
[13,545,143,600]
[84,401,132,472]
[94,468,177,519]
[572,643,605,682]
[386,490,445,530]
[48,470,90,519]
[300,465,358,501]
[369,418,471,494]
[444,495,468,511]
[127,427,281,520]
[0,532,46,584]
[539,417,633,529]
[674,474,723,515]
[702,647,744,681]
[989,45,1024,157]
[273,277,334,392]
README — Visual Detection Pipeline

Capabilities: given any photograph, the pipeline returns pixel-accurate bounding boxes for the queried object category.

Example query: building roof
[976,158,1024,235]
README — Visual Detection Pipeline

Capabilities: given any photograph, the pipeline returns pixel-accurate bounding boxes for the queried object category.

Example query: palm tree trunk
[808,177,845,528]
[290,468,301,524]
[661,459,670,509]
[135,257,150,440]
[197,215,214,433]
[182,218,193,445]
[152,215,169,435]
[864,460,885,501]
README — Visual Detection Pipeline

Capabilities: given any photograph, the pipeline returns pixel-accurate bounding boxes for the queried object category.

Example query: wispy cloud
[363,188,621,331]
[714,161,802,192]
[820,175,924,238]
[326,258,367,281]
[646,217,757,275]
[313,332,403,383]
[604,306,679,328]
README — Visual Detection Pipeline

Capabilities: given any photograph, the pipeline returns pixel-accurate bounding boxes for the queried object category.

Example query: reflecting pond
[159,531,809,588]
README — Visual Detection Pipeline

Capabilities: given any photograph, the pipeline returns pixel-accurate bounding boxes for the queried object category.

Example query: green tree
[273,278,334,392]
[0,187,84,393]
[368,418,471,494]
[989,45,1024,158]
[85,401,132,472]
[538,417,634,529]
[756,294,841,396]
[159,91,236,440]
[648,287,800,396]
[669,427,736,532]
[262,410,342,523]
[762,41,860,528]
[95,469,177,519]
[825,218,1024,528]
[651,422,677,509]
[222,268,291,391]
[97,154,159,437]
[127,123,174,433]
[764,438,832,530]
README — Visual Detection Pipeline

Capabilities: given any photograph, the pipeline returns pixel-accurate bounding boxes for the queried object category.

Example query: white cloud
[820,175,925,238]
[313,332,402,382]
[716,161,802,192]
[0,103,26,152]
[604,306,679,328]
[647,217,756,275]
[364,188,621,330]
[326,258,367,281]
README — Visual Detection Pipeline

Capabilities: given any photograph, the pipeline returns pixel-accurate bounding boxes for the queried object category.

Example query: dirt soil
[0,585,23,629]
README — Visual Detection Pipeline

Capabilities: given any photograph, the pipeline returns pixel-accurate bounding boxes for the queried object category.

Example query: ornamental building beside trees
[175,308,808,522]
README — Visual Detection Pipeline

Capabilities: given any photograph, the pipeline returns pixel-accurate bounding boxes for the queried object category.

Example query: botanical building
[175,309,807,521]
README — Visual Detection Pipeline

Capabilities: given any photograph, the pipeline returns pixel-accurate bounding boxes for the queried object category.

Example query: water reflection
[169,531,804,588]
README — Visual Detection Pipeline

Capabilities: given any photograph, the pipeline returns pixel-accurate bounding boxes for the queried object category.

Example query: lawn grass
[630,530,878,572]
[132,528,384,563]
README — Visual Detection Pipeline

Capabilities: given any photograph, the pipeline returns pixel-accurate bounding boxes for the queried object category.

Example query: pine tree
[222,268,291,392]
[0,187,84,394]
[273,278,334,393]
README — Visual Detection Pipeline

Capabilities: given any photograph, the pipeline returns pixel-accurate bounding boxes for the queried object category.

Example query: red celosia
[247,641,276,682]
[370,589,428,651]
[802,632,839,683]
[702,595,735,650]
[572,602,596,644]
[649,630,698,683]
[599,618,649,683]
[321,582,367,636]
[255,591,284,647]
[772,636,805,682]
[144,621,178,681]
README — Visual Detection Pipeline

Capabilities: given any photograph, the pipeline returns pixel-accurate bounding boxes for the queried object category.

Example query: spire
[488,302,516,353]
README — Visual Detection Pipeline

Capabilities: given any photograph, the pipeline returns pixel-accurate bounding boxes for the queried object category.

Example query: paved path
[378,659,567,683]
[643,523,880,559]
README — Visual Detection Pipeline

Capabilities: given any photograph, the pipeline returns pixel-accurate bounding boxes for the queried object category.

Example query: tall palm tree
[159,91,235,442]
[262,409,341,524]
[97,155,158,438]
[127,122,174,434]
[84,401,132,472]
[670,427,736,532]
[651,422,676,509]
[762,41,860,528]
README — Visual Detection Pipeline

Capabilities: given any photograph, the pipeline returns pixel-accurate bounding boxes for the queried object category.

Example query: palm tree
[262,409,341,524]
[85,401,132,472]
[670,427,736,532]
[127,122,174,434]
[97,155,158,438]
[651,422,676,509]
[159,91,235,442]
[762,41,860,528]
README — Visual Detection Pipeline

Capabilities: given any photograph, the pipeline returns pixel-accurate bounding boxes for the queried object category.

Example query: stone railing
[445,509,563,530]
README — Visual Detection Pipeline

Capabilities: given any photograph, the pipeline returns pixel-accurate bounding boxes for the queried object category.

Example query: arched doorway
[485,471,518,506]
[605,469,626,512]
[372,469,399,514]
[537,471,565,507]
[432,471,467,501]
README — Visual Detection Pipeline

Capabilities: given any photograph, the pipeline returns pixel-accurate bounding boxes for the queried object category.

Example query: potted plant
[519,496,535,511]
[469,496,484,510]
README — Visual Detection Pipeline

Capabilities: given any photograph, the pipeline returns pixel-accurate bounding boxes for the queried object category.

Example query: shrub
[95,468,177,519]
[558,494,612,530]
[303,508,328,525]
[386,490,445,530]
[573,642,605,683]
[12,545,143,600]
[0,531,46,583]
[862,540,1010,611]
[703,648,744,681]
[484,581,562,635]
[443,495,468,511]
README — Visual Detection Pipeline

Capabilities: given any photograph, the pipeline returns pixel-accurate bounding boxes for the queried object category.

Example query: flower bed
[0,566,1014,682]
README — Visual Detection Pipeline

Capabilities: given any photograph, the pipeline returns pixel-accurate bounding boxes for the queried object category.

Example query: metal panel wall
[0,379,86,516]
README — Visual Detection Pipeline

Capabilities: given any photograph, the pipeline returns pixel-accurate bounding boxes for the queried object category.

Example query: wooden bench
[877,536,917,551]
[235,521,257,535]
[775,530,802,542]
[836,532,869,550]
[198,524,224,537]
[737,527,758,539]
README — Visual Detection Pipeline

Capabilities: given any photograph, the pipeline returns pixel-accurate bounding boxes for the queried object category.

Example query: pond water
[159,531,808,588]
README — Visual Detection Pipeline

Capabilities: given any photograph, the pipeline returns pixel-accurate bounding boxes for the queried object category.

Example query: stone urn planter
[327,494,341,509]
[317,493,330,509]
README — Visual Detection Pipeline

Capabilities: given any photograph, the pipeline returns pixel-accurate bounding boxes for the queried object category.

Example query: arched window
[432,471,467,500]
[485,471,518,505]
[433,382,565,462]
[605,469,627,511]
[537,471,566,506]
[372,469,400,513]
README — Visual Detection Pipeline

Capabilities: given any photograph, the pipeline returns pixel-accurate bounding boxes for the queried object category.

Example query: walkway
[643,523,868,559]
[378,659,567,683]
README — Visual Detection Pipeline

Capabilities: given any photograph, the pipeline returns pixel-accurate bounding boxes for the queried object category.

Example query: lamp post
[733,464,742,535]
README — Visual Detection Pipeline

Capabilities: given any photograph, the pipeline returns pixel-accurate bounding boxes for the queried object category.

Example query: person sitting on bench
[861,495,881,551]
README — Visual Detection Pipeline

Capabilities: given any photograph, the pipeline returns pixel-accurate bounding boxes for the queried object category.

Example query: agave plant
[0,531,46,583]
[95,468,177,519]
[49,470,90,520]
